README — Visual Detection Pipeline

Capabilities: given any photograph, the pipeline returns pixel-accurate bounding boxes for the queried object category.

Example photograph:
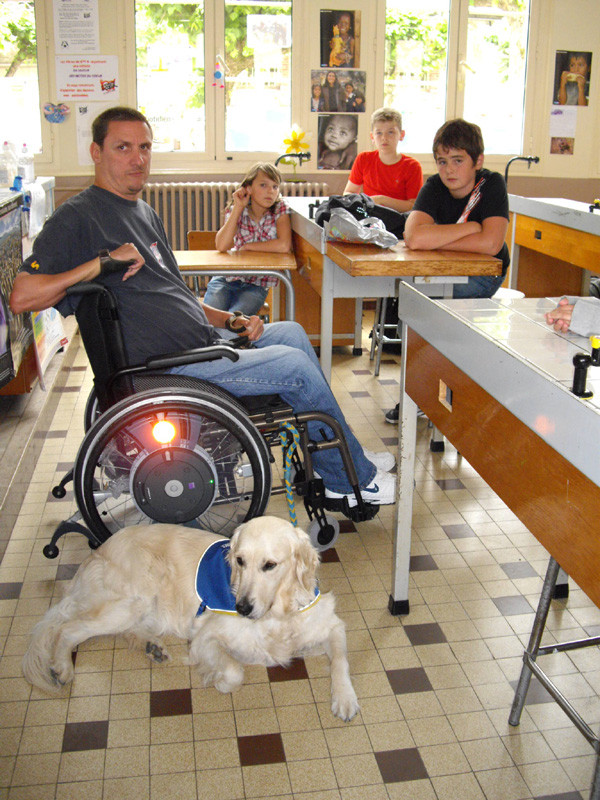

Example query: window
[0,0,41,153]
[135,0,292,157]
[385,0,530,155]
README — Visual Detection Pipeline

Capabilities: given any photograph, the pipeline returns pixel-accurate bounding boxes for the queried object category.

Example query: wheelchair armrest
[145,345,240,370]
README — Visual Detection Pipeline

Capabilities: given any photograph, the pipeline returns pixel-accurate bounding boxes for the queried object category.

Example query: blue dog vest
[195,540,320,616]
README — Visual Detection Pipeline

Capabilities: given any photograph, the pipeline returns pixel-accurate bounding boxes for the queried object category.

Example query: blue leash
[279,421,300,527]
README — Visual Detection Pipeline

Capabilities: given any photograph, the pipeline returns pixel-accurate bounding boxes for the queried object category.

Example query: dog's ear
[293,527,320,594]
[227,524,244,582]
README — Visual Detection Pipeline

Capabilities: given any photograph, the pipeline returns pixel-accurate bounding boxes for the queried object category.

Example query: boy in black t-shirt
[403,117,509,298]
[386,118,509,423]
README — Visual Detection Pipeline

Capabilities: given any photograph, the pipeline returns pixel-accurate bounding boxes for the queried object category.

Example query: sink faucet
[274,152,312,167]
[504,155,539,187]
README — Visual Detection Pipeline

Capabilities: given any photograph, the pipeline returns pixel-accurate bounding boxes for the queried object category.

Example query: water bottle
[1,141,17,186]
[17,143,35,183]
[0,152,9,187]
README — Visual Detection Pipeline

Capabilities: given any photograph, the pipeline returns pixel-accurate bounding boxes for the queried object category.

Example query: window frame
[379,0,536,175]
[133,0,295,171]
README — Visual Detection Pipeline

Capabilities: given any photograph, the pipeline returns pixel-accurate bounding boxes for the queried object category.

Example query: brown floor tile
[375,747,429,783]
[149,688,193,717]
[267,658,309,682]
[61,720,109,752]
[237,733,286,766]
[402,623,447,646]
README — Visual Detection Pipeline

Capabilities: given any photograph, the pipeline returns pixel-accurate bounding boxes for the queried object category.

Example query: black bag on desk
[314,193,409,239]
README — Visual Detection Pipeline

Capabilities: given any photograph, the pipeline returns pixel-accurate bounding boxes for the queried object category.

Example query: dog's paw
[203,664,244,694]
[331,688,360,722]
[145,641,170,664]
[49,662,73,688]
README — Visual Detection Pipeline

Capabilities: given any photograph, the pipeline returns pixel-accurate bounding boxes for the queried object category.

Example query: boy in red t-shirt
[343,107,423,213]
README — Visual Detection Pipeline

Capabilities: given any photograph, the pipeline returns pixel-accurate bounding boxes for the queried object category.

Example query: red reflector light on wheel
[152,420,177,444]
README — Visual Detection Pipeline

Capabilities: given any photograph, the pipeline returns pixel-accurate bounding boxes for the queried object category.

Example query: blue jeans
[203,277,270,316]
[170,321,376,493]
[452,274,506,299]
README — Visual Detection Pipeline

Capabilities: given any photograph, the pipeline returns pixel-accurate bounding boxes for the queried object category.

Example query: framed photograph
[317,114,358,170]
[320,10,361,69]
[553,49,592,106]
[311,69,366,113]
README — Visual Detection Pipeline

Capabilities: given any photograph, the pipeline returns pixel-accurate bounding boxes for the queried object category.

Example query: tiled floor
[1,317,599,800]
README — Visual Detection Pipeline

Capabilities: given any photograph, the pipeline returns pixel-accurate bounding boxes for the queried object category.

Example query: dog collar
[195,540,320,616]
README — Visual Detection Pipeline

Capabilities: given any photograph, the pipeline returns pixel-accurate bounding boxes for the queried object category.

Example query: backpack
[314,193,409,239]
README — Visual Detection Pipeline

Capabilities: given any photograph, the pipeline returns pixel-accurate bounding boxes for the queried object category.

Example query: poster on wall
[53,0,100,54]
[320,10,360,69]
[317,114,358,170]
[549,106,576,155]
[311,70,366,113]
[552,50,592,107]
[56,56,119,102]
[75,101,114,165]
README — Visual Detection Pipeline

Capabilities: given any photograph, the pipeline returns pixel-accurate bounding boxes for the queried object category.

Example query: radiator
[142,180,329,250]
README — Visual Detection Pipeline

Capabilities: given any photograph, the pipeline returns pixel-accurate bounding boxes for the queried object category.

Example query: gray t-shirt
[21,185,219,364]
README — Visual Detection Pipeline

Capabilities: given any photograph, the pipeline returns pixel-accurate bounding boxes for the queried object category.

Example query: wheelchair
[43,282,379,558]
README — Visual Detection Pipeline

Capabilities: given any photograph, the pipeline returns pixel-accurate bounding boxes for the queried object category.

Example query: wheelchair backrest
[72,284,134,411]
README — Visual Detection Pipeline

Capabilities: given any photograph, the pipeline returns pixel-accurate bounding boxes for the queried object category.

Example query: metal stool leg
[509,556,560,726]
[370,298,382,362]
[374,297,388,377]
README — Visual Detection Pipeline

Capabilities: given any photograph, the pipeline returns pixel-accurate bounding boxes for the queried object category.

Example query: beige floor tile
[2,328,600,800]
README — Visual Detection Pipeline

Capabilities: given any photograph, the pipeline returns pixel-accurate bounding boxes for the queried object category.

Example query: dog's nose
[236,598,253,617]
[235,598,253,617]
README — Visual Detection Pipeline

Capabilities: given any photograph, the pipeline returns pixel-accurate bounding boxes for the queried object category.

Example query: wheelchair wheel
[73,388,271,542]
[83,386,101,432]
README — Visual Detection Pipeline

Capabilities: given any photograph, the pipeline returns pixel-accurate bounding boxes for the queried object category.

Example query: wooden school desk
[393,284,600,797]
[288,197,501,382]
[174,249,298,321]
[508,195,600,297]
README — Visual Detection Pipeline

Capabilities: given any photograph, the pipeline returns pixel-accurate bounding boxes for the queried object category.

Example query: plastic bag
[324,208,399,248]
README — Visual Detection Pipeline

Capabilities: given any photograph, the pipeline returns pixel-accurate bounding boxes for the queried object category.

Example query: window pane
[0,0,41,152]
[224,2,291,152]
[135,1,205,152]
[384,0,449,153]
[462,0,530,154]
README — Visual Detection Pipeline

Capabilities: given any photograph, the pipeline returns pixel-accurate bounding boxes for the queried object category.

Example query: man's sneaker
[363,449,395,472]
[325,469,396,508]
[385,404,399,424]
[385,404,426,423]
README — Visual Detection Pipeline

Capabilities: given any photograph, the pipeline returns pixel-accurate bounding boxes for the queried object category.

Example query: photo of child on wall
[553,50,592,106]
[320,10,360,69]
[317,114,358,170]
[310,70,366,113]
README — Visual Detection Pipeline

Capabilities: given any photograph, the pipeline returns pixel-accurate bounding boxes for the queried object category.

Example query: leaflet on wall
[54,0,100,54]
[75,102,114,165]
[549,106,576,155]
[56,56,119,102]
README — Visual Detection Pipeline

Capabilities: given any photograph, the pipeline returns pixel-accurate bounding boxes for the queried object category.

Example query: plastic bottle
[0,152,9,187]
[2,141,17,186]
[17,143,35,184]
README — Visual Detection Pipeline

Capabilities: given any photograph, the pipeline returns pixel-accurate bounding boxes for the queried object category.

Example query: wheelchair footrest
[323,495,380,521]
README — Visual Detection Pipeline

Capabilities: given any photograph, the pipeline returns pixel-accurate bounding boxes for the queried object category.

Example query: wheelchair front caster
[43,544,59,559]
[52,486,67,499]
[307,516,339,552]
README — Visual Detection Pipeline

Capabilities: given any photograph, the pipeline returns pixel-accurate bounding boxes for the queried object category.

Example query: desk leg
[320,256,334,383]
[389,318,415,615]
[353,298,363,355]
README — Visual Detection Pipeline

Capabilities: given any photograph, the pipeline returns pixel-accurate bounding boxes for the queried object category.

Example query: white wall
[32,0,599,192]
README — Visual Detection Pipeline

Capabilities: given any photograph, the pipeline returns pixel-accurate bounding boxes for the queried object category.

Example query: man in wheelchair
[10,106,395,525]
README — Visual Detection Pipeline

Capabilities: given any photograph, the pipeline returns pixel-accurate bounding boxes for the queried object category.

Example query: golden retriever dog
[23,516,359,721]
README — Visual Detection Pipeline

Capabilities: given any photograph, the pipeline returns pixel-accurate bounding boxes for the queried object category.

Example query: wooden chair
[187,230,273,321]
[186,231,217,295]
[187,230,217,250]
